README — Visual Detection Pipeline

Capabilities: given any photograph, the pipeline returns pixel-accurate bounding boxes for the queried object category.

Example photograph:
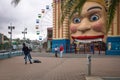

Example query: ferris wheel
[35,4,53,41]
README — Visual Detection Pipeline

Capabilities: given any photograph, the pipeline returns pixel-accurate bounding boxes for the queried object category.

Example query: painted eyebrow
[87,6,102,11]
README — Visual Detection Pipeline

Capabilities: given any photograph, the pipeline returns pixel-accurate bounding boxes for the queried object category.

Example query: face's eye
[90,14,99,22]
[73,17,81,24]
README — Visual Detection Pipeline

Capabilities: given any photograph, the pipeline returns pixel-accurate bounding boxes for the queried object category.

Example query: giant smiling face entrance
[70,1,107,43]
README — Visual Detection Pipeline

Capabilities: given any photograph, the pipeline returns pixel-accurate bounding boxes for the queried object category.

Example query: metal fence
[0,51,23,59]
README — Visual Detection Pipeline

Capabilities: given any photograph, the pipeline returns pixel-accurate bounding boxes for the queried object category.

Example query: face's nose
[77,19,91,33]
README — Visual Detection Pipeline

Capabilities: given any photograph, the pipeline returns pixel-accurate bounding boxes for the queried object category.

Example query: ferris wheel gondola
[35,4,53,41]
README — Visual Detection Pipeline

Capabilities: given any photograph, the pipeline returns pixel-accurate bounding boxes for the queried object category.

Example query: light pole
[8,23,15,57]
[22,28,27,42]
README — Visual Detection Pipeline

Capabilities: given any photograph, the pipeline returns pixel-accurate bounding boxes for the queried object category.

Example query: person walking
[59,44,64,58]
[22,43,32,64]
[90,42,94,54]
[54,45,58,57]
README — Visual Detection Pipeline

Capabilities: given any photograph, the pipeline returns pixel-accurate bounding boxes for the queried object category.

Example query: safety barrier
[0,51,23,59]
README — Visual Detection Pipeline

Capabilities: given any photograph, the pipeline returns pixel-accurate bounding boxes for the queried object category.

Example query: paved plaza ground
[0,51,120,80]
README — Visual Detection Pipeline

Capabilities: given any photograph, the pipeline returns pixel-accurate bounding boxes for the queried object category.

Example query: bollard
[87,54,91,76]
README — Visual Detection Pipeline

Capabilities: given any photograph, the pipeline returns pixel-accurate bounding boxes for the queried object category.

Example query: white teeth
[75,38,102,43]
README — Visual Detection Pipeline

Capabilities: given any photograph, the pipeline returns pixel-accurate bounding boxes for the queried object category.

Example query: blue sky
[0,0,53,40]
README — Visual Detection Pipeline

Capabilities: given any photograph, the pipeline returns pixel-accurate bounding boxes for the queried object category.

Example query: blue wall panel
[52,39,70,53]
[106,36,120,55]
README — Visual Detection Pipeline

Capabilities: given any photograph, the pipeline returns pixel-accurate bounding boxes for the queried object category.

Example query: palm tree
[106,0,120,33]
[11,0,20,7]
[61,0,120,34]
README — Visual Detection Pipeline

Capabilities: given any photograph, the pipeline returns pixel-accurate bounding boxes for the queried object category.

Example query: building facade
[47,27,53,52]
[105,0,120,36]
[52,0,120,53]
[52,0,70,53]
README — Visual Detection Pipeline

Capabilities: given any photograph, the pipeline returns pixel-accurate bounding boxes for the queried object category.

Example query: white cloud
[0,0,53,40]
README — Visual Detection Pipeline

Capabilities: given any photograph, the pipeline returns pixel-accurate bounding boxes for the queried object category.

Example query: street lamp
[8,23,15,57]
[22,28,27,42]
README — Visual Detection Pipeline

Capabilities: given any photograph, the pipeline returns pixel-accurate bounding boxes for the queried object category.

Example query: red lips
[72,35,104,40]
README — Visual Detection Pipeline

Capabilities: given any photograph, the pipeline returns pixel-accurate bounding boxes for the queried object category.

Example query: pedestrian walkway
[0,51,120,80]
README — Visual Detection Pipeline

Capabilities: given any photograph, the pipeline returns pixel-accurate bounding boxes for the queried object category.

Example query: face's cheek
[70,26,77,33]
[92,21,105,32]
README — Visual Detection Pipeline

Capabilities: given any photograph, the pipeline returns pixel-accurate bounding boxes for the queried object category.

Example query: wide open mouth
[72,35,104,43]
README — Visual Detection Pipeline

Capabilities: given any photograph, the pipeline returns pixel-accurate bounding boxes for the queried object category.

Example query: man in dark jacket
[22,43,32,64]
